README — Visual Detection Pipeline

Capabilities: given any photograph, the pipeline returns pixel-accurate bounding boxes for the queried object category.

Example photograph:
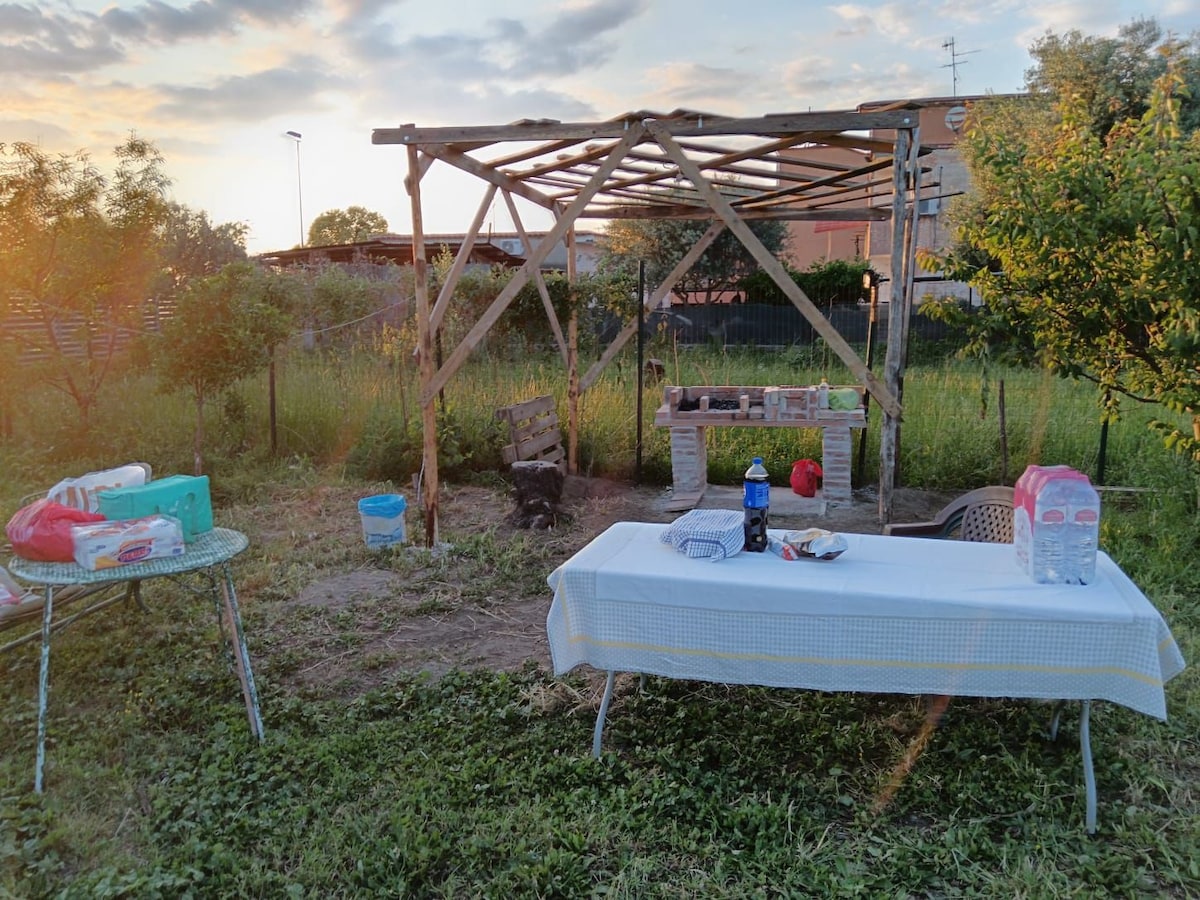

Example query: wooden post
[408,143,440,547]
[566,223,579,476]
[878,126,913,525]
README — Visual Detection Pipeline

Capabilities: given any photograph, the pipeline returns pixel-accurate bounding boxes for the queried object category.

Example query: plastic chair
[882,486,1014,544]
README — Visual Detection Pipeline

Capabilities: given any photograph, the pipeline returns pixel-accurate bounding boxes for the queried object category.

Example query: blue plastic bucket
[357,494,407,549]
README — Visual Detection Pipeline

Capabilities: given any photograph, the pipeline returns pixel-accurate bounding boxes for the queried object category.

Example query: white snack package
[71,515,185,571]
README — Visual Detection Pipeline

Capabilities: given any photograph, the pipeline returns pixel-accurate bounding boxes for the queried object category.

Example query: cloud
[643,62,753,105]
[781,56,943,109]
[340,0,648,77]
[0,0,318,77]
[0,5,123,74]
[152,56,350,122]
[0,118,75,146]
[99,0,316,44]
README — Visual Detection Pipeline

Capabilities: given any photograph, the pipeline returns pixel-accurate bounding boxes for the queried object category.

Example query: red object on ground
[790,459,823,497]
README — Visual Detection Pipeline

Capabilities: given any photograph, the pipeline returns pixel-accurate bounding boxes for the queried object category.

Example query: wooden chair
[882,485,1014,544]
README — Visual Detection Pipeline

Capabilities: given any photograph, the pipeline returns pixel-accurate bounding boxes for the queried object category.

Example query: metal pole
[636,260,645,485]
[856,281,877,483]
[285,131,304,245]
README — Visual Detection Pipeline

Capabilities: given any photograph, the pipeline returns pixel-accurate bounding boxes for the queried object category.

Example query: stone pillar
[669,425,707,496]
[821,426,854,503]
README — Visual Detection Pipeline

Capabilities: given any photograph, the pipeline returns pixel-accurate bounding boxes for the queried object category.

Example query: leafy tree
[741,258,871,306]
[153,262,292,473]
[0,136,170,426]
[307,206,389,246]
[1026,18,1200,138]
[923,56,1200,458]
[599,218,786,304]
[152,202,248,303]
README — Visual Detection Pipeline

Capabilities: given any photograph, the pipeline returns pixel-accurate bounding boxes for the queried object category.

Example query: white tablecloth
[547,523,1185,719]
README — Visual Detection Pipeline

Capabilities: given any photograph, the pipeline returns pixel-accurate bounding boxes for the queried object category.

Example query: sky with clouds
[2,0,1195,255]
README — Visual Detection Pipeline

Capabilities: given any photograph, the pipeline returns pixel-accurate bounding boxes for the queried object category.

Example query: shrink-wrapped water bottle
[743,457,770,552]
[1032,478,1069,584]
[1064,478,1101,584]
[1021,467,1100,585]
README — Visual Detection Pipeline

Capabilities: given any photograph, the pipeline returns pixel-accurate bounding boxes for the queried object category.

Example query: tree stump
[508,460,566,529]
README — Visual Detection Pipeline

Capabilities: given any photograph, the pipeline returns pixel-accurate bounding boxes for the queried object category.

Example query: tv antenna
[941,37,979,96]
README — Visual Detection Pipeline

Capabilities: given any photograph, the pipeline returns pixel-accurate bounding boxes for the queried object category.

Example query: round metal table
[8,527,264,792]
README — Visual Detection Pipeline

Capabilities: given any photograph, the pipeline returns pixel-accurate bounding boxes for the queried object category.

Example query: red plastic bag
[5,499,106,563]
[789,459,824,498]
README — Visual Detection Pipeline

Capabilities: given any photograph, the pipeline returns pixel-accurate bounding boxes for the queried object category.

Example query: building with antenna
[782,91,1024,307]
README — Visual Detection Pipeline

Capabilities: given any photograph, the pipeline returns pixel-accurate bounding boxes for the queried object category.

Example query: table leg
[1047,700,1067,740]
[592,670,616,758]
[1081,700,1096,835]
[218,565,264,741]
[35,586,55,793]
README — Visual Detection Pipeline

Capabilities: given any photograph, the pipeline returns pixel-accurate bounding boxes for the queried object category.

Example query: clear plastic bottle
[743,457,770,552]
[1032,478,1069,584]
[1064,479,1101,585]
[1031,474,1100,584]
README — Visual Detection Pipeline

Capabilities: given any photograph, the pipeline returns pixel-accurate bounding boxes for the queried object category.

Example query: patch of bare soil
[251,478,956,698]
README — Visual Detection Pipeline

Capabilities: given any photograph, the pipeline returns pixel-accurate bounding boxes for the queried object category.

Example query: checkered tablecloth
[547,523,1186,719]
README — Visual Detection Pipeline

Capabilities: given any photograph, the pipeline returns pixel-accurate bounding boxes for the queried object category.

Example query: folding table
[547,523,1186,833]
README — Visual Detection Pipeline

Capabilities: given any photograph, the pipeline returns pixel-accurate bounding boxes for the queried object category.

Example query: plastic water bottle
[1032,478,1069,584]
[743,457,770,552]
[1065,479,1101,585]
[1031,474,1100,584]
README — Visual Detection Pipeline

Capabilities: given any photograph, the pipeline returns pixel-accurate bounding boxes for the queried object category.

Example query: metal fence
[643,303,957,348]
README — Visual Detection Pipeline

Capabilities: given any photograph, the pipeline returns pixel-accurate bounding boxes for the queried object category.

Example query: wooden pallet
[496,395,565,472]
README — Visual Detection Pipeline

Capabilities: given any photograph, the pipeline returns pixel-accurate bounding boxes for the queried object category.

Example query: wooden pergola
[372,107,929,544]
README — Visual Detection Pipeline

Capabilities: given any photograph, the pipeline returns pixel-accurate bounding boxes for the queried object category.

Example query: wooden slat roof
[373,107,930,224]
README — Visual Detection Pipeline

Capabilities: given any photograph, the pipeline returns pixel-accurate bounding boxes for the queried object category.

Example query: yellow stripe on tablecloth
[565,633,1166,687]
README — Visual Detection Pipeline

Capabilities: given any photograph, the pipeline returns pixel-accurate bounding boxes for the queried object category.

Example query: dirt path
[251,478,956,697]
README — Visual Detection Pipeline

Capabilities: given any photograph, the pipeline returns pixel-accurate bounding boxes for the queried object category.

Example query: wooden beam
[419,142,559,211]
[373,110,918,145]
[733,157,894,208]
[566,223,579,475]
[646,119,902,419]
[408,145,439,547]
[585,204,891,221]
[879,127,913,525]
[580,221,725,393]
[419,124,648,406]
[429,183,496,334]
[503,191,569,365]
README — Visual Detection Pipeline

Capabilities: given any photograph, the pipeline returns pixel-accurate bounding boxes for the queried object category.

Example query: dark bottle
[743,456,770,552]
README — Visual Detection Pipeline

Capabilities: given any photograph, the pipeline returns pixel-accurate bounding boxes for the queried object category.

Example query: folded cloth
[660,508,745,561]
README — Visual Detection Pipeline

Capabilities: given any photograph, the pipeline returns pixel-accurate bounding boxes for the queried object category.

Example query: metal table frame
[7,527,263,792]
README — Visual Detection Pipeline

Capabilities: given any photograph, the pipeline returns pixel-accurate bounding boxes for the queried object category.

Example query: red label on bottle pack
[1074,508,1099,524]
[1040,509,1066,525]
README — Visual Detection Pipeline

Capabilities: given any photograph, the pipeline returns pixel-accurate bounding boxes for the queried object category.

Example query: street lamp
[284,130,304,246]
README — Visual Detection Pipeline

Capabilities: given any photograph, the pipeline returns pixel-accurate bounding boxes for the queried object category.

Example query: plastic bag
[5,499,106,563]
[46,463,150,513]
